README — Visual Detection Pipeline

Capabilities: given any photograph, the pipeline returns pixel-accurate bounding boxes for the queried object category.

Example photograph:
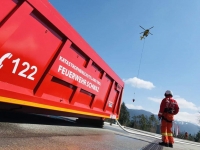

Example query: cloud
[175,111,200,125]
[126,100,200,125]
[148,96,200,111]
[148,97,161,103]
[123,77,155,90]
[125,104,144,110]
[175,96,199,111]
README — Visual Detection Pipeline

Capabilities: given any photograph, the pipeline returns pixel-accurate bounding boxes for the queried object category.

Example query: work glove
[158,115,162,120]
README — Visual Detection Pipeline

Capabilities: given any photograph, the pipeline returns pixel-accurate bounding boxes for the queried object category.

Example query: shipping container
[0,0,124,127]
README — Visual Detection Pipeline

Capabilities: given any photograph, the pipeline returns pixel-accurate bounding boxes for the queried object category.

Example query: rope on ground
[115,119,160,139]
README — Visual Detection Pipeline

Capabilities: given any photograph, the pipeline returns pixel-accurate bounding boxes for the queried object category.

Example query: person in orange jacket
[158,90,179,148]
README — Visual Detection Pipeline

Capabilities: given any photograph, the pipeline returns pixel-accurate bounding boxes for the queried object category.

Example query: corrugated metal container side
[0,0,124,124]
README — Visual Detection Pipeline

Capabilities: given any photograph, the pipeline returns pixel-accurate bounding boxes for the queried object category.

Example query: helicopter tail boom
[140,36,144,40]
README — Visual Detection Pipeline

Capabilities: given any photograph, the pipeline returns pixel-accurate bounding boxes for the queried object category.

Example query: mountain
[127,108,200,135]
[128,109,154,119]
[174,121,200,135]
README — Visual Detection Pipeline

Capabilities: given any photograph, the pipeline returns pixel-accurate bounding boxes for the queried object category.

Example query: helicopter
[140,26,154,40]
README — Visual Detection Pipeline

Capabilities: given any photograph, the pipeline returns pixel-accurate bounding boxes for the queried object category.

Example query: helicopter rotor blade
[149,32,153,35]
[140,32,144,34]
[139,26,146,30]
[148,26,154,30]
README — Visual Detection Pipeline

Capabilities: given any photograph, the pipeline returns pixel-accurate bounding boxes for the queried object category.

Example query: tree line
[118,102,159,133]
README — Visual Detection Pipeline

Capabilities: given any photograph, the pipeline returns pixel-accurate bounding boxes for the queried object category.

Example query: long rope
[134,39,146,97]
[136,39,145,78]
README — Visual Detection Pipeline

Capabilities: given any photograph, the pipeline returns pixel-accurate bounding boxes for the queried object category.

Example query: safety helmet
[164,90,173,97]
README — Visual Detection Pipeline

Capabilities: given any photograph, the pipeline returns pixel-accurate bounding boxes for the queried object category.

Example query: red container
[0,0,124,125]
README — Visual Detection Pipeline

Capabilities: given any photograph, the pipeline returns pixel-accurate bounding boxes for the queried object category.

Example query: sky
[48,0,200,125]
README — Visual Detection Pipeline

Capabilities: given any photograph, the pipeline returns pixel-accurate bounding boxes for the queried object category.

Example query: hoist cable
[136,39,145,78]
[134,39,146,97]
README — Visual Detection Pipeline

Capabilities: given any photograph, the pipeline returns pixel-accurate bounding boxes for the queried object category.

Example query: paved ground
[0,111,199,150]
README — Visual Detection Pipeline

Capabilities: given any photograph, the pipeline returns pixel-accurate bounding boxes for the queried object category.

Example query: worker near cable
[158,90,179,148]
